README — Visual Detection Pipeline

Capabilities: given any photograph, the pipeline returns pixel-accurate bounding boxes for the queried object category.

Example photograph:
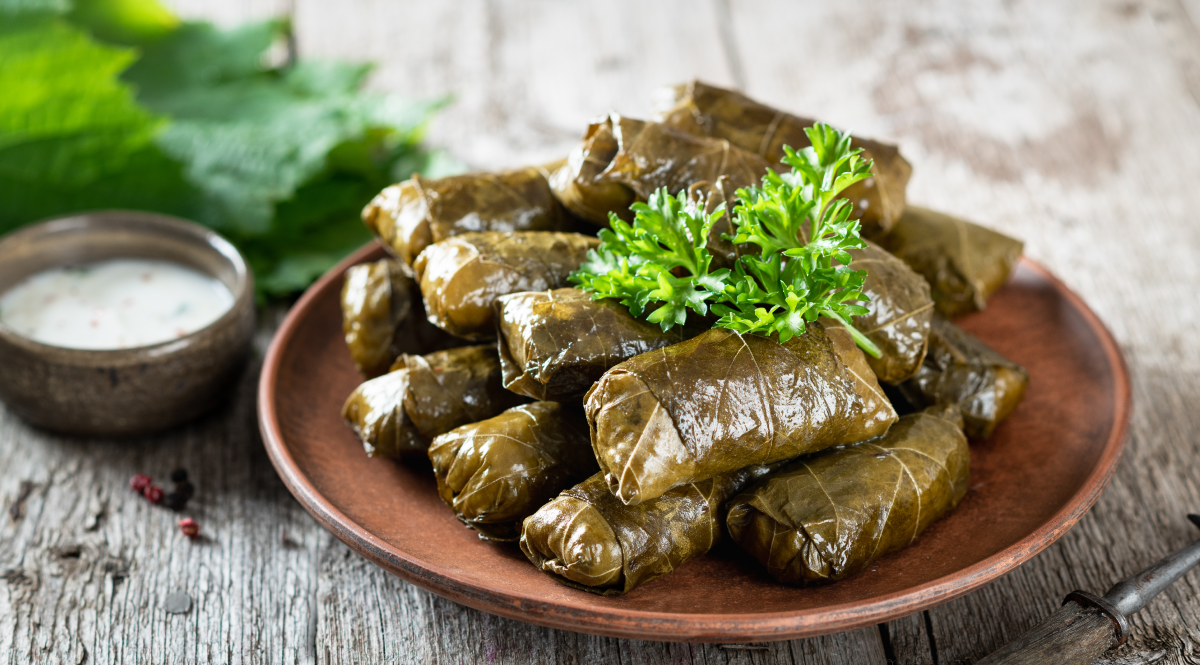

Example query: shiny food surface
[585,325,897,506]
[842,244,934,384]
[878,206,1024,318]
[550,121,634,225]
[0,258,233,350]
[553,114,768,225]
[520,466,771,595]
[362,165,570,265]
[340,259,414,377]
[652,80,912,239]
[900,314,1030,440]
[400,344,528,441]
[261,244,1128,640]
[342,368,422,458]
[342,344,525,458]
[428,401,596,541]
[495,288,694,401]
[726,408,970,586]
[413,231,598,340]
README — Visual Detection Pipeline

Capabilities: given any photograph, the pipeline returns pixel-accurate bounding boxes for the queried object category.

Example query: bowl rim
[0,210,254,362]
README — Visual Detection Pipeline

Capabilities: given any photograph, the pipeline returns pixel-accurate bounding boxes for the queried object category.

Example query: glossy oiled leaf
[552,113,770,226]
[362,161,570,266]
[584,324,896,506]
[898,314,1029,439]
[652,80,913,238]
[428,402,597,542]
[827,243,935,385]
[726,407,970,586]
[342,345,524,458]
[340,259,415,378]
[520,465,773,595]
[877,206,1025,317]
[414,231,598,340]
[495,288,697,402]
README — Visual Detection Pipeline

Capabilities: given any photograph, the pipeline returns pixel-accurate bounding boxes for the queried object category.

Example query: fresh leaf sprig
[570,123,881,357]
[570,188,729,330]
[713,124,881,355]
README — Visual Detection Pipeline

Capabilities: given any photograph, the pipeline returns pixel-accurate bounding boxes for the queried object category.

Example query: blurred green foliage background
[0,0,452,298]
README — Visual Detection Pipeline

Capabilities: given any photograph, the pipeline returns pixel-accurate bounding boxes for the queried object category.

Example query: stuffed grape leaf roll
[898,314,1029,439]
[341,345,526,458]
[726,406,969,586]
[362,162,573,265]
[585,324,897,506]
[652,80,912,239]
[340,259,414,377]
[494,288,699,402]
[551,113,769,226]
[413,231,599,340]
[428,401,597,541]
[340,259,463,377]
[876,206,1023,317]
[520,465,773,595]
[838,244,934,385]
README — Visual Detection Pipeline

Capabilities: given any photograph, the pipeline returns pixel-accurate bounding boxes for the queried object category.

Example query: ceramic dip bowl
[0,211,256,436]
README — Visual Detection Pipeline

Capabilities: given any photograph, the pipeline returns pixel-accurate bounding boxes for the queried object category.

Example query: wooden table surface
[4,0,1200,662]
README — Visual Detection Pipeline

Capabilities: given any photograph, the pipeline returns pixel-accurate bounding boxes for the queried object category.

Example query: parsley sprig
[571,189,729,329]
[713,125,880,355]
[569,123,881,357]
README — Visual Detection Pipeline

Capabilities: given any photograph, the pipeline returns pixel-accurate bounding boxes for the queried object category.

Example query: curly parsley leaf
[715,123,880,355]
[567,123,880,357]
[570,188,729,330]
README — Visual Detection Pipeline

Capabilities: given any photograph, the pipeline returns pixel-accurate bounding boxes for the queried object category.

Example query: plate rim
[257,242,1132,642]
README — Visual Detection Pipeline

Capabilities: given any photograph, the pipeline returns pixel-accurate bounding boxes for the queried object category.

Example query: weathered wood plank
[720,0,1200,662]
[0,320,328,665]
[6,0,1200,663]
[290,0,741,170]
[315,537,889,665]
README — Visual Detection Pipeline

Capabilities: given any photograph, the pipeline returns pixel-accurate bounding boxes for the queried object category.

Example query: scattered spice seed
[143,485,164,504]
[179,518,200,538]
[130,471,196,511]
[130,473,153,494]
[163,492,187,512]
[175,480,195,501]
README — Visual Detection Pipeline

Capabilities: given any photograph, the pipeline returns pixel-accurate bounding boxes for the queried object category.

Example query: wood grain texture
[3,0,1200,662]
[975,602,1116,665]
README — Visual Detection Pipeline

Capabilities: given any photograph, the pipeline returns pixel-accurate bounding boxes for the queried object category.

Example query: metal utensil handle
[1104,515,1200,616]
[976,515,1200,665]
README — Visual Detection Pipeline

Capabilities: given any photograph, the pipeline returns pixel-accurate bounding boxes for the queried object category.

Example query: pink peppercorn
[143,485,164,504]
[130,473,153,494]
[179,518,200,538]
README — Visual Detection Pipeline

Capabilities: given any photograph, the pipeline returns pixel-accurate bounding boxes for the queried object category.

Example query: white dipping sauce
[0,259,234,350]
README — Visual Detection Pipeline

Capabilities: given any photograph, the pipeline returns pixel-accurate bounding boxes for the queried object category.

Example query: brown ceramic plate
[258,243,1130,642]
